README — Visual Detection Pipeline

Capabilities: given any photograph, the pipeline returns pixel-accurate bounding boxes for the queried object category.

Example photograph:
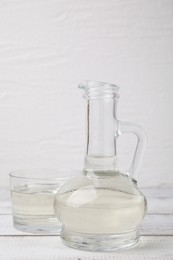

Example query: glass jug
[54,81,147,251]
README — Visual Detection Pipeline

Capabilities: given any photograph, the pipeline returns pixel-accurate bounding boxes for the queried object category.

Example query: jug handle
[117,121,147,182]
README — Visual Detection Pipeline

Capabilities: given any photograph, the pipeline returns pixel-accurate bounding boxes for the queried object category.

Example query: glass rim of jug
[78,80,119,90]
[79,80,120,99]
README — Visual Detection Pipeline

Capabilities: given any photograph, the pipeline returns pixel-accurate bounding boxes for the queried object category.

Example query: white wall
[0,0,173,187]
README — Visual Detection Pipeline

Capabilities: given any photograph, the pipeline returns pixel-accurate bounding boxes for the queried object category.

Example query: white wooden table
[0,186,173,260]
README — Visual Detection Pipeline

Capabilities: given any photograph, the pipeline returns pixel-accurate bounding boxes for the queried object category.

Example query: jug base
[61,228,140,252]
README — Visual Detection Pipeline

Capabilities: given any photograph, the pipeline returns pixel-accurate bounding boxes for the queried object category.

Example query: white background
[0,0,172,187]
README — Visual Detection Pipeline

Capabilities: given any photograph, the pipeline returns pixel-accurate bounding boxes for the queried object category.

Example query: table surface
[0,186,173,260]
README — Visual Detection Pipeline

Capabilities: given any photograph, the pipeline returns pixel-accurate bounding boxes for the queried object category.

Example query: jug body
[54,81,147,251]
[54,172,147,251]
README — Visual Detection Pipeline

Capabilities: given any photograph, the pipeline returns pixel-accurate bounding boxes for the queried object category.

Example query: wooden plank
[0,236,172,260]
[140,214,173,235]
[0,201,12,215]
[3,198,173,215]
[141,186,173,198]
[0,214,173,236]
[0,187,172,259]
[0,215,53,236]
[1,186,173,215]
[0,187,11,214]
[141,186,173,214]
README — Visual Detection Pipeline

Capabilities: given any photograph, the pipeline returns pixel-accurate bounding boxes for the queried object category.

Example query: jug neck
[79,81,119,172]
